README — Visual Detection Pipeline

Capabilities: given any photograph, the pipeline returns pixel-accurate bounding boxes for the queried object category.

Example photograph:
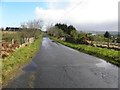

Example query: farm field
[1,29,41,58]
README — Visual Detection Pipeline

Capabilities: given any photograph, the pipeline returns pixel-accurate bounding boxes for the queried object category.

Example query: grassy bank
[50,36,120,67]
[2,33,43,85]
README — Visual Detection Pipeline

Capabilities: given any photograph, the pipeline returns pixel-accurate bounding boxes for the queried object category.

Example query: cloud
[35,7,65,31]
[76,21,118,31]
[35,7,65,23]
[35,0,118,31]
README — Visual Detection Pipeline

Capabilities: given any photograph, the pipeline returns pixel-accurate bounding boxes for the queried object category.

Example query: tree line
[47,23,119,48]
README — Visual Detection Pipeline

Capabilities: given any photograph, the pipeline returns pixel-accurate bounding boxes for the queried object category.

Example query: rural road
[4,35,118,88]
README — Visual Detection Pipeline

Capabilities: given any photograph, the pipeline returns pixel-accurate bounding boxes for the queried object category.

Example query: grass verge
[49,36,120,67]
[2,33,43,85]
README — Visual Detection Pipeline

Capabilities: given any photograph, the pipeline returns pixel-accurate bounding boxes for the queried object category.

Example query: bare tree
[21,22,27,28]
[21,19,43,29]
[25,19,43,29]
[20,19,43,40]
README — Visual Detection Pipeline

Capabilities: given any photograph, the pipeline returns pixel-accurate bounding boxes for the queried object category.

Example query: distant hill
[82,31,119,35]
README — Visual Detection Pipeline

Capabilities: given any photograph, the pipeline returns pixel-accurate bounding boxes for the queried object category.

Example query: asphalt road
[5,36,118,88]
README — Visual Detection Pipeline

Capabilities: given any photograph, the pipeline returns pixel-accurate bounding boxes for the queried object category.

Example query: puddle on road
[42,37,50,48]
[96,59,118,69]
[42,38,48,45]
[95,59,118,87]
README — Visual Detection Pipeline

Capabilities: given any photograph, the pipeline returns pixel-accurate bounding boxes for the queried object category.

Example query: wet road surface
[5,36,118,88]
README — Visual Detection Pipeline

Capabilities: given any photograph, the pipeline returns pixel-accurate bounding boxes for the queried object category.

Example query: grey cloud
[74,21,118,31]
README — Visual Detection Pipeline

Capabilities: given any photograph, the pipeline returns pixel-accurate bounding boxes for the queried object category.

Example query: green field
[50,37,120,67]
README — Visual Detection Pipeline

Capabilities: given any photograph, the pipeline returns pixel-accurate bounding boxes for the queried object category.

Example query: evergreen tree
[104,31,111,48]
[104,31,111,38]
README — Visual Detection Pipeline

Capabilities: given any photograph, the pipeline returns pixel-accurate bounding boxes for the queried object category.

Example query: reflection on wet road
[5,36,118,88]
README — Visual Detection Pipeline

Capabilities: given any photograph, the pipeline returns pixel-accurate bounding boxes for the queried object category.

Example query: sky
[0,0,119,31]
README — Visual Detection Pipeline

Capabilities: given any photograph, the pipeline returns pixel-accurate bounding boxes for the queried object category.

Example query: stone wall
[1,37,35,59]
